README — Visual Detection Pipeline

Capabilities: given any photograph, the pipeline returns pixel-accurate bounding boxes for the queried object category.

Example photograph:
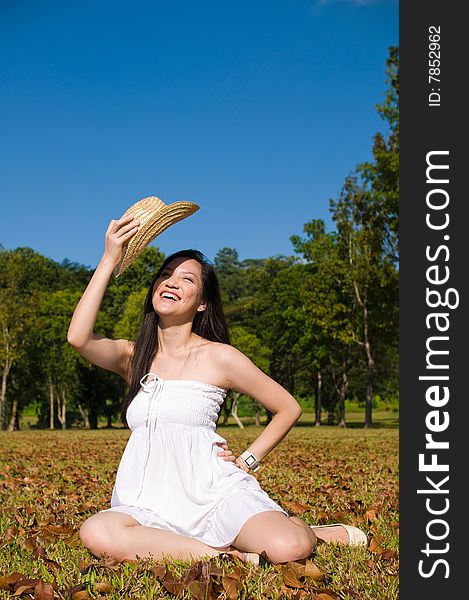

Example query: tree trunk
[315,370,322,426]
[57,387,67,429]
[220,396,232,425]
[363,303,375,428]
[231,392,244,429]
[77,402,90,429]
[1,349,13,431]
[348,233,375,429]
[338,370,349,428]
[254,405,260,426]
[6,396,19,431]
[49,379,55,429]
[89,409,98,429]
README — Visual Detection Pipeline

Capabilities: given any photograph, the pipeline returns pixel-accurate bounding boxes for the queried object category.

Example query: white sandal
[244,552,261,565]
[222,550,267,566]
[310,523,367,547]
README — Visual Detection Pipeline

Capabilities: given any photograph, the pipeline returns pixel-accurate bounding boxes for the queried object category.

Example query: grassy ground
[0,425,398,599]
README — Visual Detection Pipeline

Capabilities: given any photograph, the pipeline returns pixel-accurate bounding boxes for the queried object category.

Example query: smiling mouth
[161,292,180,301]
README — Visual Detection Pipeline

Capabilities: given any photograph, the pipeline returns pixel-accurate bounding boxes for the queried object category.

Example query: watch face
[245,455,256,466]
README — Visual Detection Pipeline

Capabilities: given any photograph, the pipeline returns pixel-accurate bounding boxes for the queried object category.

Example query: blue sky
[0,0,398,269]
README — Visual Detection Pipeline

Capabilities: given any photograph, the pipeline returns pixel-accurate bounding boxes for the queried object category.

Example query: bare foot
[310,525,350,544]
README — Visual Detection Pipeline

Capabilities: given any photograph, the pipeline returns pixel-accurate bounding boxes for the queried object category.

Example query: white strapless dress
[101,373,288,548]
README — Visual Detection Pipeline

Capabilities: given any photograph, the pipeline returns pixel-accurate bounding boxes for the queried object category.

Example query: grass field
[0,425,398,599]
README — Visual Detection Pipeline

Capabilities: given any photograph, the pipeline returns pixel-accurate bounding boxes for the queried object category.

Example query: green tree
[0,248,60,429]
[241,256,304,395]
[330,47,399,427]
[213,247,246,316]
[35,289,84,429]
[227,324,271,427]
[358,46,399,262]
[291,220,361,426]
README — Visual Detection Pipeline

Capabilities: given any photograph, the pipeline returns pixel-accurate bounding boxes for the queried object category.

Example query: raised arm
[218,345,302,470]
[67,214,140,379]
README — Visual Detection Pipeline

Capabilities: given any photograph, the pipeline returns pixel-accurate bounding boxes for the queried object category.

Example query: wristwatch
[240,450,260,472]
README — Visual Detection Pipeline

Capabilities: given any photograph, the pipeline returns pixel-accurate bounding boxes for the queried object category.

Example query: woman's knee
[266,529,315,563]
[80,514,116,557]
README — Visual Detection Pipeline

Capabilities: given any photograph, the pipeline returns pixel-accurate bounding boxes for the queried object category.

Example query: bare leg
[80,511,225,562]
[231,511,317,564]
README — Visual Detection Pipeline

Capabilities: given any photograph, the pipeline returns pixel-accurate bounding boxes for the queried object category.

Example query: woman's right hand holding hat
[103,214,140,269]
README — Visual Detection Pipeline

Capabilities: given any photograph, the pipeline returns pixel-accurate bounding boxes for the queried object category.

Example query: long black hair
[120,249,230,425]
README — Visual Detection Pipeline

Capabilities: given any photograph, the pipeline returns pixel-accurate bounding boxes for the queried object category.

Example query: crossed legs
[79,510,316,564]
[80,512,221,563]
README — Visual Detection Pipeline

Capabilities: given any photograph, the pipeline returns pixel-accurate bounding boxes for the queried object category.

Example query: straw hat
[113,196,199,278]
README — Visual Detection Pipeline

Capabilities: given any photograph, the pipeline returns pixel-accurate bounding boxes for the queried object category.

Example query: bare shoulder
[203,342,259,388]
[196,341,242,387]
[203,341,243,367]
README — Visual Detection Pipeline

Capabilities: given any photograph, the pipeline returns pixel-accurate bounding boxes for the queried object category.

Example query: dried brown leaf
[34,580,55,600]
[302,560,324,581]
[22,536,37,551]
[42,557,61,571]
[8,573,28,586]
[222,576,242,600]
[379,549,398,561]
[76,503,97,513]
[71,591,91,600]
[78,562,93,576]
[43,524,76,536]
[365,508,378,522]
[292,591,314,600]
[182,560,204,585]
[226,565,244,581]
[62,584,83,597]
[98,556,121,568]
[36,535,53,548]
[149,565,167,580]
[14,584,37,595]
[95,581,113,593]
[5,527,19,541]
[315,588,337,599]
[369,537,384,553]
[161,576,184,595]
[282,501,310,515]
[13,578,41,591]
[34,544,48,558]
[188,580,217,600]
[208,563,224,577]
[281,564,305,589]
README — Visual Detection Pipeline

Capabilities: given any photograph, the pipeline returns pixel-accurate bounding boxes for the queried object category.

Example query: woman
[67,214,366,565]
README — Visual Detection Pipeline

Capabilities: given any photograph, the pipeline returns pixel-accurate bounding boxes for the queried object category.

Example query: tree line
[0,47,398,431]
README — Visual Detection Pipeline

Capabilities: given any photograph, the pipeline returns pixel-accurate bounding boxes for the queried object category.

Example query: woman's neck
[156,322,197,355]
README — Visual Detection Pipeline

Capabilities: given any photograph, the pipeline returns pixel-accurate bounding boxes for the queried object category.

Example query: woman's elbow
[283,401,302,423]
[67,331,84,349]
[67,333,78,347]
[293,404,302,422]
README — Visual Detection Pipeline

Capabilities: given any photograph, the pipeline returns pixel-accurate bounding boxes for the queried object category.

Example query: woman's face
[152,257,206,319]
